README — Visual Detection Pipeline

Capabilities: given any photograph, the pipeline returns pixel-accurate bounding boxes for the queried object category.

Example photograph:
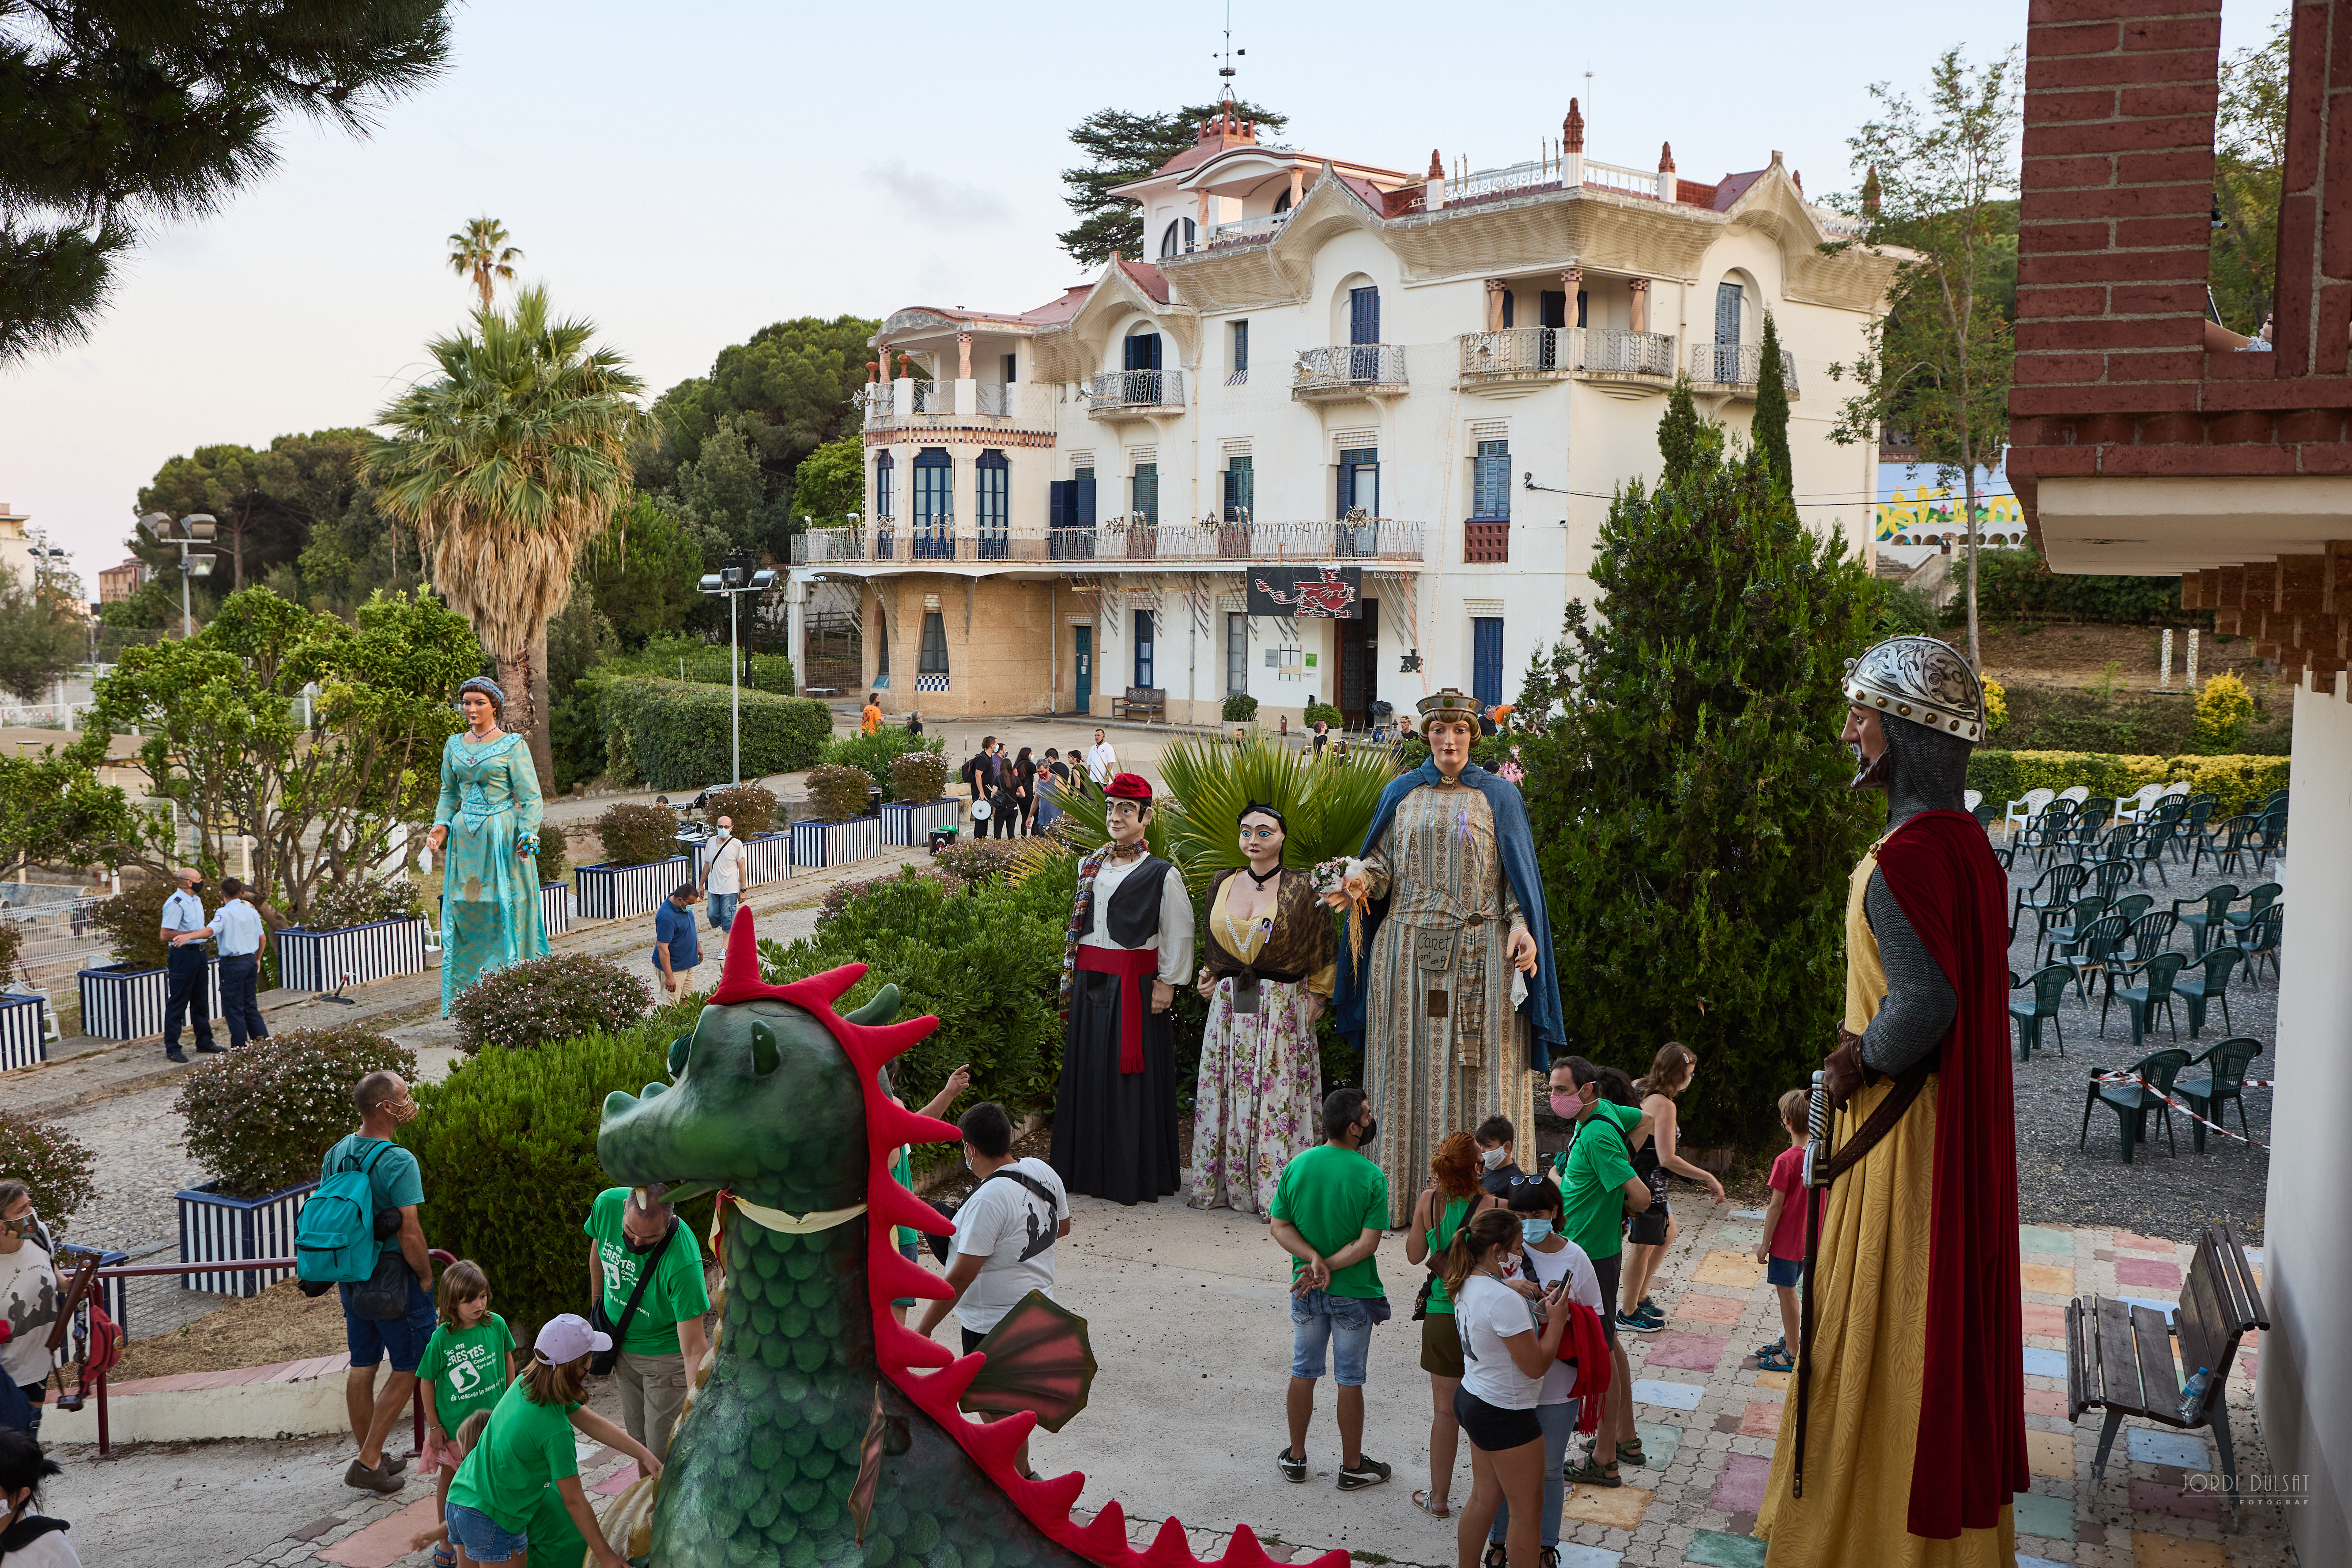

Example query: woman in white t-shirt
[1442,1208,1569,1568]
[1483,1179,1603,1568]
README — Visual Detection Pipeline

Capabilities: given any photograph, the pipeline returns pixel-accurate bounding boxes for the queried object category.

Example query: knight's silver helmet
[1842,636,1985,744]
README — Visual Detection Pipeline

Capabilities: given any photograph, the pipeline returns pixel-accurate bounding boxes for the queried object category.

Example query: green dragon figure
[597,909,1342,1568]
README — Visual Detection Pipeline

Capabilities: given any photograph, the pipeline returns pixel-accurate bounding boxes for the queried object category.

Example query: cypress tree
[1655,375,1723,486]
[1753,309,1793,491]
[1514,397,1876,1148]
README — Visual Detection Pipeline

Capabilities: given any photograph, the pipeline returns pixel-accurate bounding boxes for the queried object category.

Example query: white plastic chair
[2056,786,2091,807]
[1964,789,1982,812]
[2113,782,2165,825]
[2005,787,2056,842]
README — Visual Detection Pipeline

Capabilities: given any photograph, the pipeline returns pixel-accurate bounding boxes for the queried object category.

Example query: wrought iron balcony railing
[1086,369,1185,410]
[1688,341,1799,393]
[1207,212,1291,247]
[1294,344,1408,393]
[1456,328,1677,381]
[792,519,1426,568]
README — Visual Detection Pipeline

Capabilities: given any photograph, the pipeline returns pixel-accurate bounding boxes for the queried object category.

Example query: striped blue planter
[541,882,571,938]
[175,1178,314,1296]
[76,960,223,1042]
[695,832,789,892]
[275,917,429,993]
[575,854,695,922]
[790,816,883,869]
[0,994,48,1071]
[880,798,960,847]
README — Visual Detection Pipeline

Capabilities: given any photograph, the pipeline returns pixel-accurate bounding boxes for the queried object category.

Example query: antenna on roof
[1214,0,1245,103]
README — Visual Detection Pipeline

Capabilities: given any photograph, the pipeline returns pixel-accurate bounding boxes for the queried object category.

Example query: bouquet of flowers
[1313,857,1369,969]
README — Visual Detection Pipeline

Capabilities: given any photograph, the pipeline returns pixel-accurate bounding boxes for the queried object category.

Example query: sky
[0,0,2278,593]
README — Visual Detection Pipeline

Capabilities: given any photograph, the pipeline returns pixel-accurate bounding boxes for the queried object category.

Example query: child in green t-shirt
[881,1060,970,1322]
[417,1259,519,1568]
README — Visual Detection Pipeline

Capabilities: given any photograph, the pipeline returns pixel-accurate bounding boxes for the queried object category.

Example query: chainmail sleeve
[1861,869,1956,1077]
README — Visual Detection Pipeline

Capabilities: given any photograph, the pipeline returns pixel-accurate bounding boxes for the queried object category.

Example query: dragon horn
[845,984,901,1026]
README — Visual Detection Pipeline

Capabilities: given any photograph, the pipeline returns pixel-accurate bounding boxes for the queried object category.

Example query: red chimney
[1563,99,1585,155]
[1658,141,1675,174]
[1428,148,1443,179]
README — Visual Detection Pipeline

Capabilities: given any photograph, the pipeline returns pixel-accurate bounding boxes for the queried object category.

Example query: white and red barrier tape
[2089,1070,2272,1149]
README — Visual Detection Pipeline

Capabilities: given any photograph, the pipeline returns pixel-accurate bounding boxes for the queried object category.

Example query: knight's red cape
[1873,809,2033,1537]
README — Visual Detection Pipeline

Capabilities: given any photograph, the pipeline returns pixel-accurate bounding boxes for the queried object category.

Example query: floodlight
[182,514,218,542]
[721,566,745,589]
[751,569,778,590]
[186,555,216,578]
[698,574,722,593]
[137,511,173,540]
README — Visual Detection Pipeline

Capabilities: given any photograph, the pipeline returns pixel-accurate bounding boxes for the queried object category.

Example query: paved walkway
[49,1201,2294,1568]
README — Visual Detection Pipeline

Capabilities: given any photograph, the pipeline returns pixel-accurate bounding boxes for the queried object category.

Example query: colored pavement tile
[2116,1257,2184,1289]
[2022,1347,2070,1378]
[2021,1302,2067,1337]
[1708,1452,1773,1515]
[1641,1330,1730,1372]
[316,1499,439,1568]
[2019,1225,2075,1257]
[1554,1549,1622,1568]
[589,1467,639,1496]
[2112,1231,2176,1254]
[2026,1429,2076,1479]
[1635,1421,1682,1467]
[2128,1427,2211,1470]
[2129,1477,2225,1523]
[1675,1291,1747,1326]
[2010,1489,2076,1542]
[1754,1370,1790,1390]
[1683,1531,1767,1568]
[2129,1528,2231,1566]
[2024,1388,2069,1417]
[2018,1557,2069,1568]
[1691,1251,1767,1289]
[1712,1224,1764,1249]
[2020,1263,2078,1296]
[1631,1378,1706,1411]
[1728,1208,1767,1220]
[1563,1482,1652,1531]
[1738,1400,1783,1438]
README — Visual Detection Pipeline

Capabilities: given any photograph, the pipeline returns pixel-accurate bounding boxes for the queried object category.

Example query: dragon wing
[959,1290,1099,1434]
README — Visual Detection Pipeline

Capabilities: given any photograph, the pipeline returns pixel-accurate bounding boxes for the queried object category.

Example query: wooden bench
[2065,1221,2269,1514]
[1111,686,1167,722]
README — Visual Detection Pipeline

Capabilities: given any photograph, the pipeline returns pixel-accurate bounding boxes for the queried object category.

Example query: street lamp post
[136,511,217,637]
[698,555,779,786]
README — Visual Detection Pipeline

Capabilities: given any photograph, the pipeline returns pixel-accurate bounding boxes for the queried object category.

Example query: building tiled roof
[1114,258,1170,303]
[1016,286,1093,324]
[1711,168,1768,211]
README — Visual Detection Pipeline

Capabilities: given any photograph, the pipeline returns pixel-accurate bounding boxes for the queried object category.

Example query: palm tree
[368,285,643,789]
[446,217,524,308]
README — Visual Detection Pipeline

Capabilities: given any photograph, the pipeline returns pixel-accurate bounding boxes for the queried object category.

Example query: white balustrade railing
[973,382,1010,416]
[1295,344,1408,389]
[1458,327,1560,377]
[1087,369,1185,408]
[912,379,954,414]
[1689,341,1800,391]
[1453,159,1558,203]
[1208,212,1291,246]
[861,386,895,429]
[1583,159,1667,199]
[791,519,1426,567]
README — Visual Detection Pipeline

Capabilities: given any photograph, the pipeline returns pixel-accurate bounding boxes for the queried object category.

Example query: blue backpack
[295,1139,393,1284]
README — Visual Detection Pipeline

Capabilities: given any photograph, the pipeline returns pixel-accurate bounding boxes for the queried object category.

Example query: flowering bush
[817,866,964,926]
[0,1112,96,1235]
[1980,675,2009,734]
[703,783,780,837]
[450,952,651,1056]
[595,802,680,867]
[804,763,876,823]
[306,877,424,929]
[887,750,950,805]
[821,729,944,802]
[535,834,570,888]
[174,1026,416,1198]
[2193,673,2255,753]
[931,836,1029,888]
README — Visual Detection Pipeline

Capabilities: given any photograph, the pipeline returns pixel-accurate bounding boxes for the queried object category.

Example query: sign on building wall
[1246,566,1362,619]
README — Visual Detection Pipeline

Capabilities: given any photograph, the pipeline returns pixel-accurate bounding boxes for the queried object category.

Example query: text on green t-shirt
[1557,1100,1641,1261]
[417,1313,515,1431]
[446,1380,580,1534]
[583,1186,710,1357]
[1269,1144,1389,1300]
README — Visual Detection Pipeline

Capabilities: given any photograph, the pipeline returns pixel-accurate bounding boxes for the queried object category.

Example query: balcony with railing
[860,376,1043,433]
[1086,369,1185,419]
[1293,344,1408,401]
[1456,327,1677,389]
[1687,341,1800,398]
[793,518,1426,570]
[1207,211,1291,248]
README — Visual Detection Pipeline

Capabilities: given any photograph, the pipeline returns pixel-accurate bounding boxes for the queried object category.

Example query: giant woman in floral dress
[424,677,550,1014]
[1331,688,1564,1228]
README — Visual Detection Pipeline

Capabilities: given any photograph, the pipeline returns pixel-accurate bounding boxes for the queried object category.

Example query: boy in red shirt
[1753,1087,1810,1373]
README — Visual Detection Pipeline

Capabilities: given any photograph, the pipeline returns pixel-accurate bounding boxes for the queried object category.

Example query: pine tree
[1514,399,1878,1147]
[1753,310,1793,491]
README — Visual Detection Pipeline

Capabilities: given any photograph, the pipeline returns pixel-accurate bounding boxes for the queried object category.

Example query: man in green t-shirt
[583,1184,710,1464]
[1268,1087,1391,1493]
[1549,1057,1653,1487]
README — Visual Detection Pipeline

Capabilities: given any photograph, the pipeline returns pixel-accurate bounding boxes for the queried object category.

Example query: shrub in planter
[816,867,964,927]
[595,802,680,867]
[805,763,876,822]
[704,783,780,836]
[0,1111,97,1234]
[887,749,950,806]
[821,730,945,801]
[450,952,651,1056]
[1303,701,1343,729]
[1222,693,1259,723]
[535,835,570,888]
[931,837,1027,889]
[91,880,172,972]
[174,1026,416,1198]
[0,923,22,988]
[306,876,424,929]
[401,999,714,1336]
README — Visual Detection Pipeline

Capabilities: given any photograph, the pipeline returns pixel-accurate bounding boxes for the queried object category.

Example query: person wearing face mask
[1547,1058,1651,1489]
[158,866,219,1062]
[1472,1116,1526,1196]
[582,1183,710,1465]
[327,1071,437,1494]
[0,1428,76,1566]
[1480,1178,1603,1568]
[0,1185,57,1440]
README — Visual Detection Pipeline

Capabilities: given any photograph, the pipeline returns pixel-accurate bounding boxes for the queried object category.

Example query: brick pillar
[2276,0,2352,376]
[1486,279,1507,332]
[956,332,972,380]
[1629,277,1650,335]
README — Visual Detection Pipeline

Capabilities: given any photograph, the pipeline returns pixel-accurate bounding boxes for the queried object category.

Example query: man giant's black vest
[1079,857,1172,946]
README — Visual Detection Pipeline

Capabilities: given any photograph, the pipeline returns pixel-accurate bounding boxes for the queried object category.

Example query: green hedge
[1967,750,2292,817]
[400,999,715,1341]
[818,728,944,802]
[600,676,831,788]
[1952,549,2193,626]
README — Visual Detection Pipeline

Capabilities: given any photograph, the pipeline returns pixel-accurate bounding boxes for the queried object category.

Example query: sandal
[1564,1453,1621,1488]
[1617,1439,1647,1467]
[1756,1349,1795,1373]
[1412,1487,1452,1520]
[1481,1542,1506,1568]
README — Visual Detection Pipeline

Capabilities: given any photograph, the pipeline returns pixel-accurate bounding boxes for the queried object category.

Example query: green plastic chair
[2223,882,2282,940]
[2088,860,2135,904]
[2170,794,2218,865]
[2110,892,2155,926]
[2122,910,2178,965]
[2175,946,2242,1038]
[2129,818,2177,886]
[2080,1047,2193,1162]
[2171,882,2240,959]
[2191,815,2256,879]
[2176,1037,2262,1153]
[2250,808,2288,871]
[2100,952,2184,1048]
[2039,895,2110,968]
[2009,965,2073,1062]
[2235,905,2284,989]
[2058,914,2131,1004]
[2013,863,2091,945]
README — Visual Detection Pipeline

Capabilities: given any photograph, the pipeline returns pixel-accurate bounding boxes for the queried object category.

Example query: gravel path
[2000,834,2279,1242]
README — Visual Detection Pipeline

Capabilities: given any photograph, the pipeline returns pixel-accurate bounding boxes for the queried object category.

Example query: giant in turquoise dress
[435,730,550,1015]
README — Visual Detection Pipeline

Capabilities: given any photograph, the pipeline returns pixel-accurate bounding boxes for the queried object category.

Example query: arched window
[976,450,1009,559]
[1159,217,1197,257]
[912,448,951,559]
[873,608,891,688]
[873,450,894,518]
[1272,188,1292,214]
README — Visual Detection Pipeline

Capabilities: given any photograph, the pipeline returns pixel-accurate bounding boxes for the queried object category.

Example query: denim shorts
[446,1503,529,1564]
[1767,1255,1802,1288]
[893,1239,921,1309]
[341,1274,438,1372]
[1289,1290,1375,1387]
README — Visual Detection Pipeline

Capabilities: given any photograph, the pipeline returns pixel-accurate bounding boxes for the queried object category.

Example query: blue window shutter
[1500,291,1515,329]
[1076,471,1096,527]
[1716,282,1742,344]
[1350,287,1380,345]
[1049,480,1072,530]
[1472,619,1505,709]
[1577,289,1588,327]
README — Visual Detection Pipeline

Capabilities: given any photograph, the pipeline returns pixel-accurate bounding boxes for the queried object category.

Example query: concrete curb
[46,1356,352,1445]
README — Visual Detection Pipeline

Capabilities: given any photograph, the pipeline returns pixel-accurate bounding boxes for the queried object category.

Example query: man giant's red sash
[1076,946,1156,1073]
[1873,810,2033,1536]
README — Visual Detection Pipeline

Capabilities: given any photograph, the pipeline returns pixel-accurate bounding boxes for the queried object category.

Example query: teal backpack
[295,1139,393,1284]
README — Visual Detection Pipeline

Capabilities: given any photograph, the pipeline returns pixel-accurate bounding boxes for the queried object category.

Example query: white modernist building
[792,103,1899,727]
